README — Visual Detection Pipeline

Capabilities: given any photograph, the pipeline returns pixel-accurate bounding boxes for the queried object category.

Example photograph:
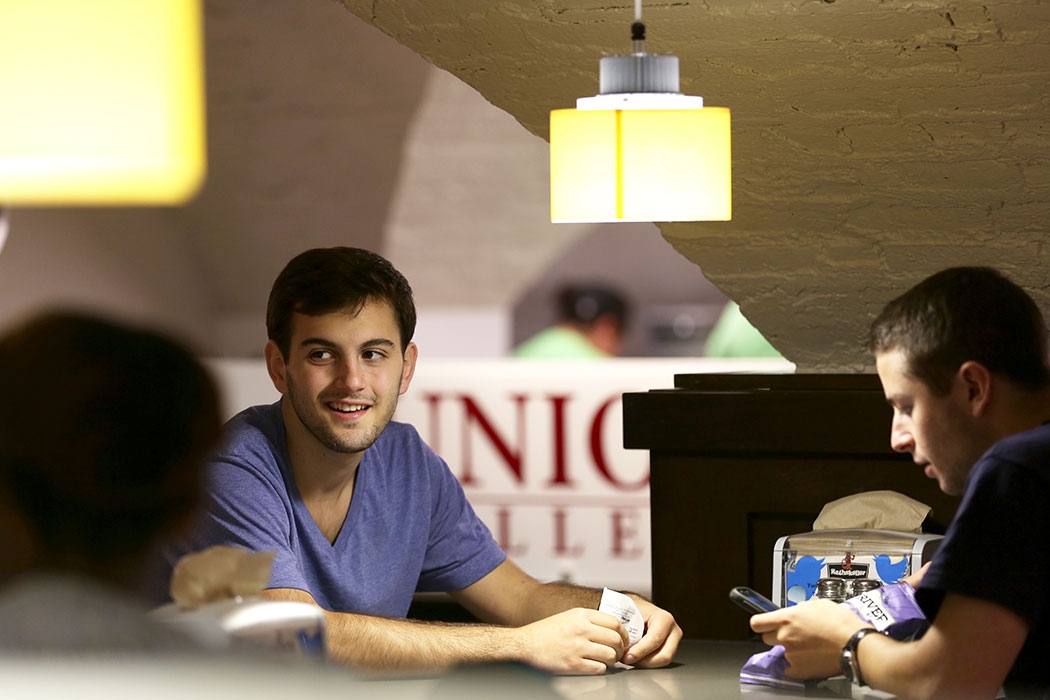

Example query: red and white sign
[209,357,793,594]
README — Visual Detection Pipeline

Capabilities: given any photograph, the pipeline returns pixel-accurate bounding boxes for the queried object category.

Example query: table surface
[356,640,888,700]
[552,640,842,700]
[0,640,897,699]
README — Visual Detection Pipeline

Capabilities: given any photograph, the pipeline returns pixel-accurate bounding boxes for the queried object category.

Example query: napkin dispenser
[772,528,943,607]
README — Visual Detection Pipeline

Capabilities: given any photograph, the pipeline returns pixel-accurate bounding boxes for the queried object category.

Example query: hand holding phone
[729,586,779,615]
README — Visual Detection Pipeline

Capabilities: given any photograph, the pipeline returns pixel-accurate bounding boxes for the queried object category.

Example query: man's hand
[749,598,867,679]
[903,561,930,589]
[622,596,683,668]
[517,608,629,675]
[449,562,682,672]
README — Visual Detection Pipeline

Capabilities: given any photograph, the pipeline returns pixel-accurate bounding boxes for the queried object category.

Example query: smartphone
[729,586,780,615]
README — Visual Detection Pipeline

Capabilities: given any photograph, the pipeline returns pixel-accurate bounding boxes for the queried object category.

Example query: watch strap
[840,627,885,686]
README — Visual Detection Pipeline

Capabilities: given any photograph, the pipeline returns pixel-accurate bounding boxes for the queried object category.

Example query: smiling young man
[750,267,1050,699]
[160,247,681,674]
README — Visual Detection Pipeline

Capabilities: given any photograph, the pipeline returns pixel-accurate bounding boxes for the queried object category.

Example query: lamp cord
[632,0,646,53]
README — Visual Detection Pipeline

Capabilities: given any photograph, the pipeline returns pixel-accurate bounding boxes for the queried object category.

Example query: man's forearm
[324,611,522,671]
[510,581,603,625]
[262,584,626,674]
[326,605,629,675]
[453,560,604,627]
[858,626,1009,700]
[261,587,522,670]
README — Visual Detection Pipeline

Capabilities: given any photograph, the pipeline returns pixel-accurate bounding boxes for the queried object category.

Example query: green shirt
[705,302,783,358]
[512,326,610,359]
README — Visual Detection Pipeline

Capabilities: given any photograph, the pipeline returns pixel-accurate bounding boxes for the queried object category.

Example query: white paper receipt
[598,587,644,646]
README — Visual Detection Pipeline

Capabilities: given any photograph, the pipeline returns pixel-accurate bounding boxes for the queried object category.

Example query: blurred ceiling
[179,0,428,316]
[4,0,1047,369]
[177,0,728,356]
[331,0,1050,371]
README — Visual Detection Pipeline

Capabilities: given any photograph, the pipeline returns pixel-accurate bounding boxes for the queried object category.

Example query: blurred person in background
[513,284,630,359]
[704,300,783,359]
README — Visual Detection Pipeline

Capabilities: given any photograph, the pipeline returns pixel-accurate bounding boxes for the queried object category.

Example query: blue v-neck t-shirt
[169,401,506,617]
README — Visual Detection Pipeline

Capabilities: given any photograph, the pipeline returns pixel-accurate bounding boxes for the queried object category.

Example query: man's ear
[264,340,289,395]
[958,361,992,417]
[399,342,418,396]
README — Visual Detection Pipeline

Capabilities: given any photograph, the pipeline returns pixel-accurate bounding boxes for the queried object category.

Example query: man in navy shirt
[752,267,1050,698]
[164,246,681,674]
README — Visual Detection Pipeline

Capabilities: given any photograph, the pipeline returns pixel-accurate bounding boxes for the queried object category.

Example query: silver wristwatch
[840,627,885,686]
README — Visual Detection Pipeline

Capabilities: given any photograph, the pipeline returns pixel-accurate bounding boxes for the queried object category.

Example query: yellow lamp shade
[550,106,731,223]
[0,0,206,205]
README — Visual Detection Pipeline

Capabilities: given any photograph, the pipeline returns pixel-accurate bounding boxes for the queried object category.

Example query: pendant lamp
[550,4,731,223]
[0,0,206,206]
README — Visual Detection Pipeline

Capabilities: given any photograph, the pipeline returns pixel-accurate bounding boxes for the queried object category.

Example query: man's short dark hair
[867,266,1050,395]
[266,247,417,358]
[0,311,221,572]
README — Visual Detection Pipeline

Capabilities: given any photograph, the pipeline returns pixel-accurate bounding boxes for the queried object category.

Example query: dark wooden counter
[623,373,959,640]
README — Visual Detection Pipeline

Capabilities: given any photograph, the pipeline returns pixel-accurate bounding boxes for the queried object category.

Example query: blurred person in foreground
[157,247,680,673]
[513,284,630,358]
[751,267,1050,699]
[0,311,222,652]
